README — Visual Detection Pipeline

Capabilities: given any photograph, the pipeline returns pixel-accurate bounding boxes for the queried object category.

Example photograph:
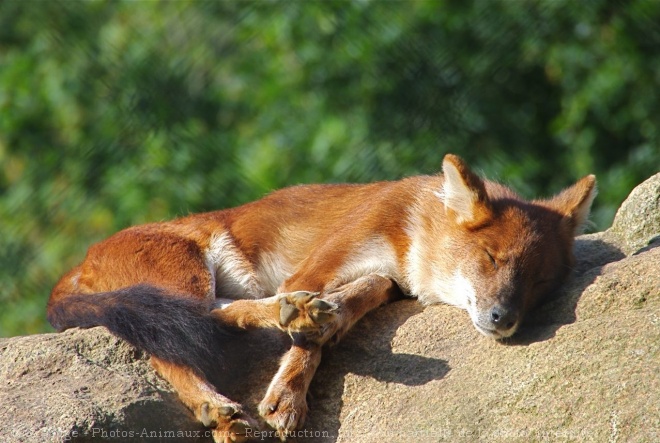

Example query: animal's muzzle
[488,304,519,332]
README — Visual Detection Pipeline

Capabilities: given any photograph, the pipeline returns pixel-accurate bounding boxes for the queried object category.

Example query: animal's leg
[315,273,404,346]
[212,291,338,333]
[259,274,402,437]
[259,337,321,439]
[150,356,258,443]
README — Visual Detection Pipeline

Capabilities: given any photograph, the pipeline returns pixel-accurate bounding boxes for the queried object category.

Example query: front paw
[277,291,338,335]
[258,384,308,440]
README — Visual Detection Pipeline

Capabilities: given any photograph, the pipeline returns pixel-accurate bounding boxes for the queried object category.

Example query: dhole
[47,154,596,442]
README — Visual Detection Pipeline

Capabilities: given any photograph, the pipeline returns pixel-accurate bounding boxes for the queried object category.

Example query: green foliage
[1,0,658,336]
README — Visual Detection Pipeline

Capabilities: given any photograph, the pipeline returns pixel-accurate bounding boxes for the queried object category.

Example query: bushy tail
[47,284,230,376]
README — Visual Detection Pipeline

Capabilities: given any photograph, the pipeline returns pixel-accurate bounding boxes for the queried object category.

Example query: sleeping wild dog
[48,154,596,442]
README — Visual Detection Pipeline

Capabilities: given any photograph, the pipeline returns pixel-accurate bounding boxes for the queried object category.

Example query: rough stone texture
[0,328,207,442]
[2,174,659,443]
[308,246,659,443]
[609,172,660,255]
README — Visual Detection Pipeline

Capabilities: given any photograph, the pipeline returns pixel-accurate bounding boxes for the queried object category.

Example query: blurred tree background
[1,0,658,336]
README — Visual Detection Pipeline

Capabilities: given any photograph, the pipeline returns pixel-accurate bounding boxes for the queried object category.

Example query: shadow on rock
[504,237,625,346]
[303,300,450,442]
[183,300,448,443]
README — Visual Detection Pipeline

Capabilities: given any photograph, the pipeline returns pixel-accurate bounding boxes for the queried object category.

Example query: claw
[309,298,338,312]
[201,402,214,427]
[310,311,334,324]
[290,290,319,300]
[259,400,278,416]
[309,299,338,324]
[279,298,299,326]
[218,405,237,418]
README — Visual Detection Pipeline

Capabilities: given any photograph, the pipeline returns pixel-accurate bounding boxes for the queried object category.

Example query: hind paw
[277,291,338,335]
[199,402,258,443]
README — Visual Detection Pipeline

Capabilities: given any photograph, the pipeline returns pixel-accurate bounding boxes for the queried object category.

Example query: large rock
[2,174,659,442]
[608,173,660,254]
[309,246,659,443]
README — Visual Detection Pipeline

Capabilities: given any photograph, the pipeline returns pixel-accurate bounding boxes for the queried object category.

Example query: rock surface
[2,174,659,443]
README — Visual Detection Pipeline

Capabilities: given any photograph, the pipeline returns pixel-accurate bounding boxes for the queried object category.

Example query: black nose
[490,305,517,330]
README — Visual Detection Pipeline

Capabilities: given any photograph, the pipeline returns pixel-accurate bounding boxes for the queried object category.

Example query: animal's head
[438,154,596,339]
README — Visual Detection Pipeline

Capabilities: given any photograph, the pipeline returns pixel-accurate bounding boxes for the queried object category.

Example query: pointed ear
[440,154,491,225]
[544,175,597,235]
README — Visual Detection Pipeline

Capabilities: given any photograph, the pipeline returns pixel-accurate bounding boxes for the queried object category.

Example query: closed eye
[485,250,498,270]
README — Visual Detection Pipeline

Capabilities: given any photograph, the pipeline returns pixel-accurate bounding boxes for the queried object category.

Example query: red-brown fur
[47,154,596,442]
